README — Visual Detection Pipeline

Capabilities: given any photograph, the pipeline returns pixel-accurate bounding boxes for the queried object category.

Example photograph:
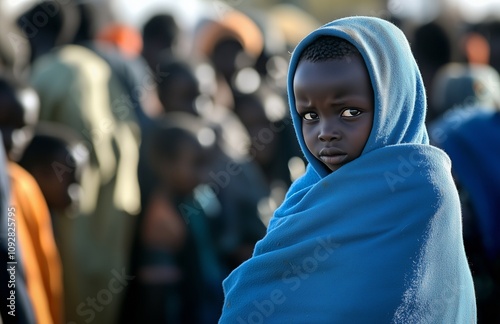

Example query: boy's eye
[303,112,318,120]
[341,108,361,117]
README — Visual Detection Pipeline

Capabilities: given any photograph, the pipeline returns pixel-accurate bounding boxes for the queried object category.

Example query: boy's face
[293,56,374,172]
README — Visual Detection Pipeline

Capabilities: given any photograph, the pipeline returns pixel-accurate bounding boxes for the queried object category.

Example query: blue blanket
[220,17,476,323]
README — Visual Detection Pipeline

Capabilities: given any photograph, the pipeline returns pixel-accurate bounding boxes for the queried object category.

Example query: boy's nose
[318,120,341,142]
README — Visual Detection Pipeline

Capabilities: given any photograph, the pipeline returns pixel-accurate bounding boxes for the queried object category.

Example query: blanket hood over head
[288,16,428,177]
[220,17,476,324]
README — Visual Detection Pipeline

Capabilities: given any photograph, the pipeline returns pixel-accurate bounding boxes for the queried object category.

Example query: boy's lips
[319,147,348,165]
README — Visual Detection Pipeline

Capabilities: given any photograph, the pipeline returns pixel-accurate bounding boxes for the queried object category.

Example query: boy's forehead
[293,55,370,87]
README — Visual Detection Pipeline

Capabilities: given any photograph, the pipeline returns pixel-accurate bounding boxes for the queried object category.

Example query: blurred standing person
[153,58,268,270]
[17,1,141,323]
[410,21,451,123]
[0,133,37,324]
[78,4,160,129]
[439,109,500,324]
[429,64,500,323]
[427,27,500,319]
[428,62,500,147]
[123,113,224,323]
[0,74,63,324]
[75,4,162,213]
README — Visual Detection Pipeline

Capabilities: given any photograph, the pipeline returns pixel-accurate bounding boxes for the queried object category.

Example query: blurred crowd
[0,0,498,323]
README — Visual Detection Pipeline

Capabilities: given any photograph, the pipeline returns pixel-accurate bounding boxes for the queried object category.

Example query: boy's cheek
[301,128,316,151]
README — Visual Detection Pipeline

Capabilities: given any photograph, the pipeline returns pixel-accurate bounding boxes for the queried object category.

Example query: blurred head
[17,0,80,62]
[18,122,87,212]
[72,2,98,44]
[0,75,39,160]
[210,37,246,82]
[412,22,451,72]
[469,21,500,74]
[148,113,215,196]
[156,60,200,115]
[431,63,500,117]
[233,93,277,167]
[141,13,179,69]
[195,11,263,81]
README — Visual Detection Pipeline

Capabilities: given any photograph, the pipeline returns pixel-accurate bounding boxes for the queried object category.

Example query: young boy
[220,17,476,323]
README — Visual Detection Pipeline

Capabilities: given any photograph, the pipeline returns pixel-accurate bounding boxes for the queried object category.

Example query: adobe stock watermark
[236,236,340,324]
[384,151,428,192]
[69,268,134,324]
[429,105,479,146]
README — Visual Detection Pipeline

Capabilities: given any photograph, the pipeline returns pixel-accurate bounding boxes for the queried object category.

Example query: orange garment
[9,162,63,324]
[96,23,143,58]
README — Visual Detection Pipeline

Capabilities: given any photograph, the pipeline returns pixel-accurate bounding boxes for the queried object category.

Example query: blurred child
[18,122,87,216]
[124,113,224,323]
[18,122,91,324]
[233,91,302,186]
[153,59,268,270]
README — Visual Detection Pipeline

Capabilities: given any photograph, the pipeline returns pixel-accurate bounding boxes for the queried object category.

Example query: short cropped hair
[298,36,360,63]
